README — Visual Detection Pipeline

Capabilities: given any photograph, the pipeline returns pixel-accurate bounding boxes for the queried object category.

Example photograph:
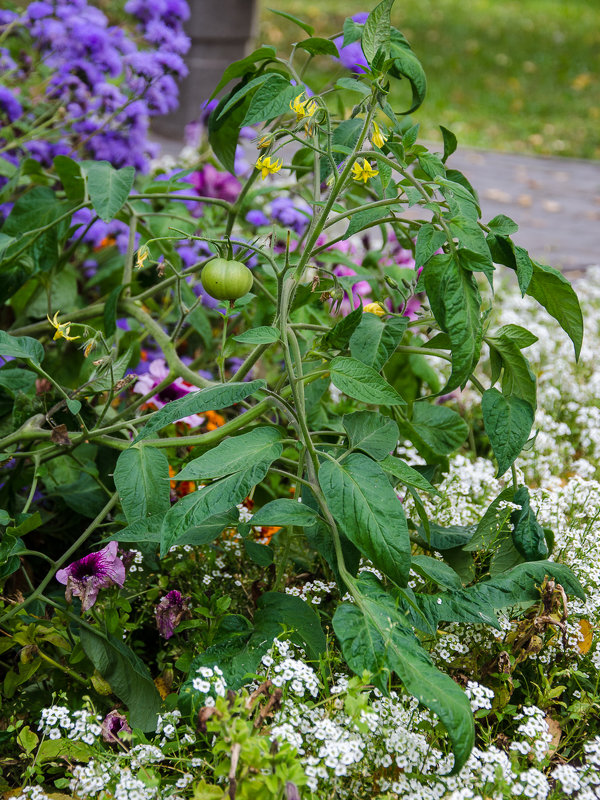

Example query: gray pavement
[154,133,600,273]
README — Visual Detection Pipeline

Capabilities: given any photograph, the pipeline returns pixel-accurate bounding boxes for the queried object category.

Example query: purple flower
[0,85,22,123]
[155,590,190,639]
[270,196,312,235]
[101,710,132,743]
[246,209,270,227]
[56,541,126,611]
[190,164,241,204]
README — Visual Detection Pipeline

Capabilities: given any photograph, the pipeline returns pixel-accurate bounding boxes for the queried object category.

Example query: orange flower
[204,409,225,431]
[169,464,196,497]
[258,525,281,544]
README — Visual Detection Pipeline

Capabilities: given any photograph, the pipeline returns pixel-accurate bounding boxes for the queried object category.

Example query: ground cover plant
[0,1,596,798]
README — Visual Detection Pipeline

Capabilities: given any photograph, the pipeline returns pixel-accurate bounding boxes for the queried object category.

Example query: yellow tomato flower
[47,311,79,341]
[351,159,379,183]
[371,121,387,149]
[363,302,386,317]
[289,92,317,121]
[255,155,283,180]
[135,246,149,270]
[258,134,273,149]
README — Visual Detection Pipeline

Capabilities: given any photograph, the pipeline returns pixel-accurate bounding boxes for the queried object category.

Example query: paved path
[154,134,600,273]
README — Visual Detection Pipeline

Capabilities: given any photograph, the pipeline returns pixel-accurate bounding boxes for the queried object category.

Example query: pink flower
[133,358,204,428]
[56,542,126,611]
[332,264,371,316]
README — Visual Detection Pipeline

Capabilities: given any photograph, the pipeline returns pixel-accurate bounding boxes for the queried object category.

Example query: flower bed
[0,3,596,799]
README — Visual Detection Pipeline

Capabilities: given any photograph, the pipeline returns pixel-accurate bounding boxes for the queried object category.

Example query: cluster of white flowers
[191,664,227,705]
[285,578,337,604]
[510,706,553,762]
[261,638,320,698]
[464,681,495,712]
[38,705,102,744]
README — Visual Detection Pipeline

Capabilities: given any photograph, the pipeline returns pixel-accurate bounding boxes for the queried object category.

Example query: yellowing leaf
[577,618,593,654]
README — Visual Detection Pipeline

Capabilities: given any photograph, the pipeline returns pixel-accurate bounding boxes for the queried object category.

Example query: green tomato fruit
[200,258,254,301]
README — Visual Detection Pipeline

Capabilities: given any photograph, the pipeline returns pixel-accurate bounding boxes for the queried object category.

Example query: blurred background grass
[259,0,600,159]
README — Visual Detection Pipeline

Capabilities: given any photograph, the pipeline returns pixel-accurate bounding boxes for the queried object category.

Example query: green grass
[259,0,600,159]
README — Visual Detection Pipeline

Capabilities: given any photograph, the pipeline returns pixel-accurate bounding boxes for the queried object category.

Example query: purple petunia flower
[133,357,205,427]
[101,709,132,743]
[56,541,126,611]
[155,590,190,639]
[190,164,241,204]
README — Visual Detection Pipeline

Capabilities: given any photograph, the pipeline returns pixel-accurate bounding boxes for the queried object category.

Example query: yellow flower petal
[363,302,386,316]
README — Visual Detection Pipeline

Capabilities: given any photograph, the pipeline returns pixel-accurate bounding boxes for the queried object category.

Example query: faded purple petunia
[56,541,126,611]
[101,709,132,744]
[155,589,190,639]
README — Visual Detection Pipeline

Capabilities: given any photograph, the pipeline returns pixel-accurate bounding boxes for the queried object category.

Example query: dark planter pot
[152,0,259,139]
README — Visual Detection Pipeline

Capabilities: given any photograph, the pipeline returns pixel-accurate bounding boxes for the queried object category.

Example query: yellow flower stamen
[363,302,386,317]
[255,155,283,180]
[371,121,388,149]
[289,92,317,122]
[47,311,79,342]
[351,159,379,184]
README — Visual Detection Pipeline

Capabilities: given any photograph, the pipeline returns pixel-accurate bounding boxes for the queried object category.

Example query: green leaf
[134,380,265,442]
[53,155,85,202]
[487,214,518,237]
[387,28,427,114]
[216,73,273,120]
[79,629,161,730]
[415,223,446,269]
[257,592,326,659]
[418,152,445,179]
[208,85,251,174]
[268,9,314,36]
[233,326,280,344]
[81,161,135,223]
[336,77,371,96]
[160,460,272,556]
[450,216,494,282]
[379,455,439,495]
[362,0,394,65]
[526,260,583,360]
[350,314,408,371]
[343,205,392,239]
[414,522,475,551]
[114,445,171,524]
[174,427,282,481]
[494,324,538,349]
[66,398,81,415]
[244,539,274,566]
[319,453,411,587]
[510,486,548,561]
[343,16,364,46]
[250,498,319,527]
[482,388,534,477]
[242,75,297,126]
[436,175,481,220]
[107,509,238,546]
[410,403,469,455]
[322,304,364,350]
[330,356,405,405]
[486,333,537,410]
[333,572,474,772]
[0,368,36,396]
[208,46,278,100]
[440,126,457,162]
[411,554,463,590]
[342,410,399,460]
[296,37,339,57]
[321,118,364,183]
[423,253,482,391]
[0,330,44,366]
[103,285,124,338]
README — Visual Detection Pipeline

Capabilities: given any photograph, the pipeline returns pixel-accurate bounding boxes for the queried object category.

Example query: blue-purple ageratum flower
[155,589,190,639]
[56,541,126,611]
[334,13,370,73]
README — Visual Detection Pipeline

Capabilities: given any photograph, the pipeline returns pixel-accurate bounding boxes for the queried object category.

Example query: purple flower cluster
[334,13,370,74]
[0,0,190,171]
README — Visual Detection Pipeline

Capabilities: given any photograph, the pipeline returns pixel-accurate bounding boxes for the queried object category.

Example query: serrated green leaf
[134,380,265,442]
[342,410,399,460]
[232,326,280,344]
[350,314,408,371]
[0,330,44,366]
[482,388,534,477]
[319,453,411,586]
[415,223,446,269]
[250,498,318,527]
[114,445,171,524]
[362,0,394,65]
[242,75,297,126]
[208,46,278,100]
[81,161,135,223]
[510,486,548,561]
[174,427,282,481]
[411,402,469,455]
[379,455,439,495]
[333,572,474,772]
[330,356,405,405]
